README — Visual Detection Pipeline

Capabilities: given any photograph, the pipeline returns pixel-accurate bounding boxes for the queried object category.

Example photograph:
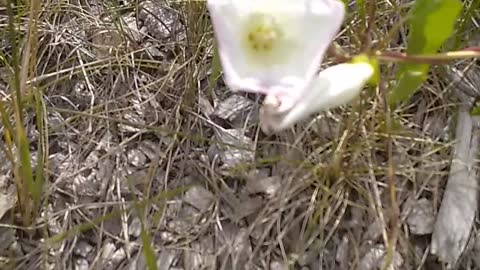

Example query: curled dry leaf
[139,1,185,41]
[214,128,255,170]
[213,94,255,122]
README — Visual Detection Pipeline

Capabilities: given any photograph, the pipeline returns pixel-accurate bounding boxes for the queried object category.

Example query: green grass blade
[208,43,221,98]
[140,220,158,270]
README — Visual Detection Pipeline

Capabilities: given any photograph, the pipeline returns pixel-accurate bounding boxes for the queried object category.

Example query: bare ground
[0,0,479,270]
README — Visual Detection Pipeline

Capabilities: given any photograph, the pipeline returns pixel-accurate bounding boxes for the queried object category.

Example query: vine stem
[329,43,480,66]
[375,48,480,64]
[379,79,400,270]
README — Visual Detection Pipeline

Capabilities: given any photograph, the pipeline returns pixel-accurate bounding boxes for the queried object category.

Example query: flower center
[246,16,279,52]
[242,13,288,66]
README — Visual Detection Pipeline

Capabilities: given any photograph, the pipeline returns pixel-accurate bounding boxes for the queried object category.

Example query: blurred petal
[207,0,345,102]
[260,62,374,133]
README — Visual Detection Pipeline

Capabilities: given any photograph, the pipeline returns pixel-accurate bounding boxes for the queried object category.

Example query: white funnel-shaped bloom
[207,0,345,110]
[260,62,374,133]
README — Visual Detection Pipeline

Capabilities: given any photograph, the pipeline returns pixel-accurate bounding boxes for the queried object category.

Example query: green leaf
[389,64,429,103]
[208,43,221,98]
[389,0,462,105]
[470,106,480,116]
[470,99,480,115]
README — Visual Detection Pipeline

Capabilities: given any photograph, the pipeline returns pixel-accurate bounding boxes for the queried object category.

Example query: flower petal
[260,62,374,133]
[207,0,345,101]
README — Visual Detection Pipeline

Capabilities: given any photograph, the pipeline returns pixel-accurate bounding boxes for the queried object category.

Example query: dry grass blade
[431,106,479,268]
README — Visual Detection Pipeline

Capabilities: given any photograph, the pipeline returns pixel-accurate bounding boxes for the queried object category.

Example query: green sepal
[350,54,380,86]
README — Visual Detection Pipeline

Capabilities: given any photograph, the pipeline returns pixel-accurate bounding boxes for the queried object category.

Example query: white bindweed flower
[207,0,345,111]
[259,62,375,133]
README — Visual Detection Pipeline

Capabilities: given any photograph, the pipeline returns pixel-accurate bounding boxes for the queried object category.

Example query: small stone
[270,261,288,270]
[406,198,434,235]
[127,148,147,167]
[160,231,176,243]
[74,258,89,270]
[73,240,93,258]
[199,153,209,164]
[129,217,142,238]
